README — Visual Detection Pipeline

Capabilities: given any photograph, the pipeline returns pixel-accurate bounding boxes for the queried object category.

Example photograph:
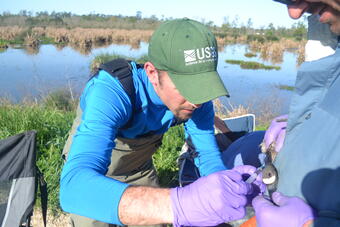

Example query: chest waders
[63,59,166,227]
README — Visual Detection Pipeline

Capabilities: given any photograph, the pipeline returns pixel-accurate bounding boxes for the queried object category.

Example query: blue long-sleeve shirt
[60,62,226,224]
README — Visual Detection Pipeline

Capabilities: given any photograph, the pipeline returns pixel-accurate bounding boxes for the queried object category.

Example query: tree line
[0,11,307,41]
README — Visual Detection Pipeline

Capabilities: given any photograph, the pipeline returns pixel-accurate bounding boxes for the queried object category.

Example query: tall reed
[0,26,25,40]
[248,38,306,65]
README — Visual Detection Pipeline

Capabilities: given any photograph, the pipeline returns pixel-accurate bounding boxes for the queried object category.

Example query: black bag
[0,131,47,227]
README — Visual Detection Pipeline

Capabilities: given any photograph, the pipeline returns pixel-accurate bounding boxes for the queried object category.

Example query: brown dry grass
[0,26,153,49]
[246,88,285,126]
[0,26,25,40]
[296,41,306,65]
[248,38,306,64]
[213,91,285,127]
[31,27,46,37]
[213,99,250,119]
[44,27,152,48]
[216,35,248,47]
[24,33,40,47]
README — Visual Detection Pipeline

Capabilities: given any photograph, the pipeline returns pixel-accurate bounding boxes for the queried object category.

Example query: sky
[1,0,307,28]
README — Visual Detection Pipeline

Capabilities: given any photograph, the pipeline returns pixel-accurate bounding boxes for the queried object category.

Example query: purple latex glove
[264,114,288,153]
[171,166,256,227]
[233,165,266,204]
[252,192,315,227]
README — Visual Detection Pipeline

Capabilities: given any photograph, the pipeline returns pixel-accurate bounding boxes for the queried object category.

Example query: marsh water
[0,42,299,115]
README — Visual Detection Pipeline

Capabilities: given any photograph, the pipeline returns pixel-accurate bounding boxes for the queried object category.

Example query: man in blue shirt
[253,1,340,226]
[60,18,262,227]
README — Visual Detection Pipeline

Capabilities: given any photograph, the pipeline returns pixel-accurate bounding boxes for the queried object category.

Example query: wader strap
[90,58,144,130]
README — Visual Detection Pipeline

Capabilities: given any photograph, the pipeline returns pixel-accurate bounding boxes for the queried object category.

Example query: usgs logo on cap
[183,46,217,66]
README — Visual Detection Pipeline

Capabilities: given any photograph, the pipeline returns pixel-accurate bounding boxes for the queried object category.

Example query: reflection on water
[0,43,299,115]
[24,45,40,55]
[69,43,92,55]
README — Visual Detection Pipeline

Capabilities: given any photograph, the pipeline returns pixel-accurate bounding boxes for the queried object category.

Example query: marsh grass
[91,53,149,72]
[248,38,306,65]
[0,27,153,50]
[0,39,9,48]
[24,32,40,47]
[247,89,284,128]
[244,52,257,58]
[214,96,277,130]
[43,89,78,111]
[213,99,250,119]
[0,26,25,41]
[225,59,281,70]
[276,84,295,91]
[0,26,306,64]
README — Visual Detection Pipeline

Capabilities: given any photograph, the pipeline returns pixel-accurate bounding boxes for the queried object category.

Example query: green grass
[0,39,9,48]
[90,53,149,72]
[8,39,25,45]
[1,35,57,46]
[255,124,269,131]
[244,52,257,58]
[276,84,295,91]
[225,59,281,70]
[40,36,57,44]
[43,89,77,111]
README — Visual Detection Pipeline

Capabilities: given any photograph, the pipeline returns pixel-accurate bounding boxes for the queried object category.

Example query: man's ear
[144,62,159,86]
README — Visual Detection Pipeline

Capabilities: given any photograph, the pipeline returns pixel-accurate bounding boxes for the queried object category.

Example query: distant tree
[36,11,49,17]
[231,15,239,28]
[247,18,253,29]
[291,21,307,41]
[136,11,142,20]
[221,16,231,34]
[149,15,158,21]
[231,15,240,39]
[205,20,214,27]
[1,11,12,17]
[19,10,28,17]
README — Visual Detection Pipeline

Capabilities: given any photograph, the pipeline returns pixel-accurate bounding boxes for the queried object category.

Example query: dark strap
[91,58,143,130]
[99,59,135,114]
[170,117,188,127]
[37,168,48,227]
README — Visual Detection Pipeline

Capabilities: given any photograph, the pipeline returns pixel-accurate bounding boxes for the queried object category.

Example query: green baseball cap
[148,18,229,104]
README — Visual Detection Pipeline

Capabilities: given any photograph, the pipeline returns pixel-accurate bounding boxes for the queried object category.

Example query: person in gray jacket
[252,0,340,226]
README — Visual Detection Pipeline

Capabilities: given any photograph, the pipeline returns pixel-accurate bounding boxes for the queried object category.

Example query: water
[0,42,299,114]
[217,44,298,115]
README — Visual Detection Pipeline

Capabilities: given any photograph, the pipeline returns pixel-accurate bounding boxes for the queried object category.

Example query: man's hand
[171,165,263,226]
[286,0,340,34]
[287,0,335,18]
[252,192,315,227]
[305,0,340,11]
[263,115,288,153]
